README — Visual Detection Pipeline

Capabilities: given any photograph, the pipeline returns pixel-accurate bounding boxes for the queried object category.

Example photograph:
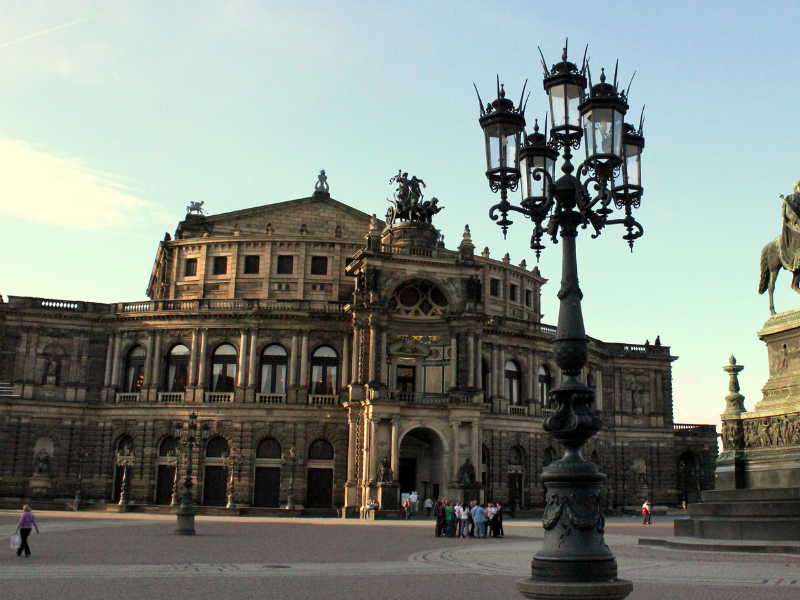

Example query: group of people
[432,497,504,538]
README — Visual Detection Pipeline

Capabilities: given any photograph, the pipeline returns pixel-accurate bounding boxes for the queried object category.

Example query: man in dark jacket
[434,496,446,537]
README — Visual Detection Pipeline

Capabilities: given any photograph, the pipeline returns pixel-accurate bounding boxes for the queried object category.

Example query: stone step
[688,500,800,517]
[702,487,800,503]
[674,515,800,541]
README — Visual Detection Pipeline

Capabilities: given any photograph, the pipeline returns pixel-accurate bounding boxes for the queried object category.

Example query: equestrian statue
[760,181,800,314]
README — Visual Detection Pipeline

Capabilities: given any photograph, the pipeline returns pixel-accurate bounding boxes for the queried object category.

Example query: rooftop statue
[186,200,207,216]
[315,169,329,193]
[760,181,800,314]
[385,170,445,226]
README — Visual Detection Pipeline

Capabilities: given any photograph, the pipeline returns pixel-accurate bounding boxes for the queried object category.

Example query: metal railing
[257,393,286,404]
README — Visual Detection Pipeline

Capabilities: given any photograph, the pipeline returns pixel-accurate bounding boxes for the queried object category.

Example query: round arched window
[538,365,551,406]
[505,360,521,404]
[124,345,146,393]
[165,344,190,392]
[308,439,334,461]
[261,345,288,394]
[205,437,229,458]
[210,344,237,392]
[159,436,179,457]
[310,346,338,395]
[256,438,282,459]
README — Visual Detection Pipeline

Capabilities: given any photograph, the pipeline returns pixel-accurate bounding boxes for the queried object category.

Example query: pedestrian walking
[642,500,652,525]
[14,504,39,558]
[424,497,433,517]
[408,491,419,517]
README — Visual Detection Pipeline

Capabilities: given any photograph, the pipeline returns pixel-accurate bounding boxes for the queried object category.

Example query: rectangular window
[311,283,326,291]
[185,258,197,277]
[509,284,519,302]
[489,278,500,297]
[310,256,328,275]
[525,289,532,307]
[213,256,228,275]
[276,255,294,274]
[243,255,260,274]
[275,283,291,291]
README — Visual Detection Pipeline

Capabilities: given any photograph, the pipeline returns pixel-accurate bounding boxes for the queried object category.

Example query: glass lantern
[612,123,644,200]
[543,51,586,142]
[579,70,628,168]
[478,85,525,186]
[519,123,558,202]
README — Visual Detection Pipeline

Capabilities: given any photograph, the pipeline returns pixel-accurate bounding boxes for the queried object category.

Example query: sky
[1,0,798,430]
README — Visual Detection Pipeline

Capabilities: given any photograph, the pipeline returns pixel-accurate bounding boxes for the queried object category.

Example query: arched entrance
[399,427,445,501]
[678,451,702,506]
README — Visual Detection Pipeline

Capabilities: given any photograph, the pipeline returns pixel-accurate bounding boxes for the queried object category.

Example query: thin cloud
[0,138,168,230]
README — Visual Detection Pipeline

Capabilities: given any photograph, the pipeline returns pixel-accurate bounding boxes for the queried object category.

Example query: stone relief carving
[542,492,605,534]
[742,413,800,448]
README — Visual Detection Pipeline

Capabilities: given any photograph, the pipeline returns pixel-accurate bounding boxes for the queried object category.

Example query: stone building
[0,187,717,513]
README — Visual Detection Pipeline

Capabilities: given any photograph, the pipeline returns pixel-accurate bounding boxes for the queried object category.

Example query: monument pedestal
[377,482,400,510]
[462,482,481,505]
[27,476,51,496]
[672,311,800,542]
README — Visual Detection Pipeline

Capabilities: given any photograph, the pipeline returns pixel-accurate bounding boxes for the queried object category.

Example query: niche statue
[459,458,476,484]
[33,449,51,477]
[377,456,394,483]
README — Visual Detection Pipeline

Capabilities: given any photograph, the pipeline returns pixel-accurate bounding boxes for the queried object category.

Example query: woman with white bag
[14,504,39,558]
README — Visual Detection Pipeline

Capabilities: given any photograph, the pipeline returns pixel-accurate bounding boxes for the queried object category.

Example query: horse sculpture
[759,181,800,314]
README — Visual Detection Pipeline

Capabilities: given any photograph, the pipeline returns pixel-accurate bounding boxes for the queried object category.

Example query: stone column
[380,330,388,385]
[143,331,155,387]
[151,330,163,391]
[527,349,536,403]
[103,334,114,388]
[352,326,362,384]
[498,345,505,397]
[476,336,483,389]
[595,367,603,411]
[299,331,309,388]
[197,329,208,389]
[289,333,299,387]
[369,418,380,483]
[237,330,248,387]
[346,414,358,483]
[450,333,458,389]
[368,321,378,384]
[451,421,460,482]
[110,334,122,388]
[188,329,199,386]
[467,333,475,387]
[471,422,481,476]
[390,420,399,478]
[247,329,259,388]
[341,333,350,386]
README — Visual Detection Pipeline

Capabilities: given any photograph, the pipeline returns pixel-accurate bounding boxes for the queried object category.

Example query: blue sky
[1,1,798,428]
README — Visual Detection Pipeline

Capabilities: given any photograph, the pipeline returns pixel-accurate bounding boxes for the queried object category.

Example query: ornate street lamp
[282,446,299,510]
[169,449,182,508]
[475,43,645,600]
[116,447,135,506]
[173,412,210,535]
[222,445,243,509]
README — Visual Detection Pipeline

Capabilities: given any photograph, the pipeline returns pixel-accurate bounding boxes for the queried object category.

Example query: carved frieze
[741,413,800,448]
[542,492,605,534]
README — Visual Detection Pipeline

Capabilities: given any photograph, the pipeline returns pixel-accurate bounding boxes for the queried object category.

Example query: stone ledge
[639,536,800,554]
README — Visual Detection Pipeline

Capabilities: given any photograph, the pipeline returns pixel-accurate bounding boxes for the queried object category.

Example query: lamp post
[74,452,89,510]
[223,445,243,509]
[116,447,135,506]
[174,412,210,535]
[475,44,644,600]
[169,450,182,508]
[283,446,299,510]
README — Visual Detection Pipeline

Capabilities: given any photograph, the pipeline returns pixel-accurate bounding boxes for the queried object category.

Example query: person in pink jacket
[15,504,39,557]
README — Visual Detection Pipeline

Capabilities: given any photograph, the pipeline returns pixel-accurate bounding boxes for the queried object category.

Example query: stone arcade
[0,184,716,514]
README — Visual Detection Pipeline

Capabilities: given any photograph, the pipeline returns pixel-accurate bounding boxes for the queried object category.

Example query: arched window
[504,360,521,404]
[538,365,551,406]
[210,344,237,392]
[308,439,334,460]
[117,435,133,453]
[159,436,179,457]
[124,345,146,393]
[164,344,190,392]
[310,346,338,395]
[390,280,449,318]
[543,447,555,467]
[256,438,282,459]
[482,359,491,399]
[205,436,229,458]
[260,345,287,394]
[509,446,524,466]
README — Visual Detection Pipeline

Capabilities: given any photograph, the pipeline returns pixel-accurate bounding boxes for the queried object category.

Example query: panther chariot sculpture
[186,200,207,216]
[760,180,800,314]
[385,170,444,227]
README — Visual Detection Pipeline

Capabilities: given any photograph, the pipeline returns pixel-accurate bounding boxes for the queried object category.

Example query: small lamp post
[283,446,299,510]
[116,447,135,506]
[475,43,645,600]
[223,445,243,509]
[174,412,210,535]
[74,452,89,510]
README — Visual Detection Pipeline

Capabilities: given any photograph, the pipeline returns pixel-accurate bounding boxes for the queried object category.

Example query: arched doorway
[306,439,334,508]
[253,437,282,507]
[203,436,229,506]
[678,451,702,506]
[399,428,445,501]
